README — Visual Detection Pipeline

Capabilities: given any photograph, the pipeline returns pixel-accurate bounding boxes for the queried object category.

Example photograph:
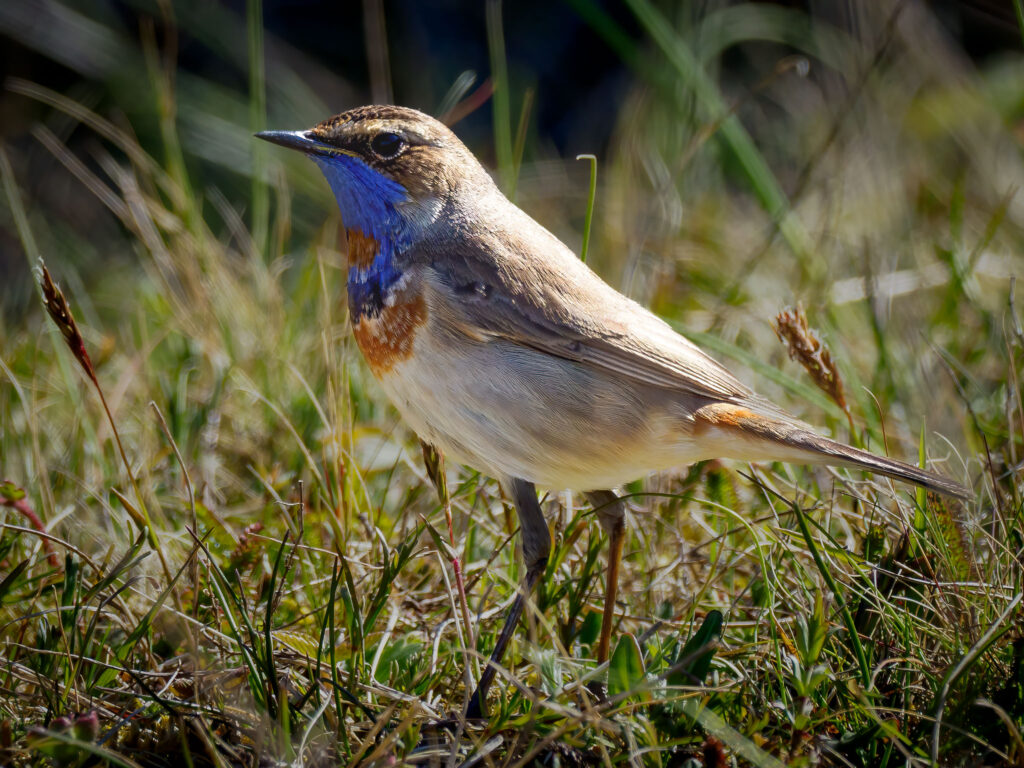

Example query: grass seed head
[40,264,97,385]
[773,304,851,425]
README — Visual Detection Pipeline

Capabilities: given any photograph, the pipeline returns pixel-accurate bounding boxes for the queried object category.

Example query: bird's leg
[583,490,626,694]
[466,478,550,719]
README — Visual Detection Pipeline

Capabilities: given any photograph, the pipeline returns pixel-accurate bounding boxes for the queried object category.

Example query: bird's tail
[694,402,970,500]
[771,426,970,500]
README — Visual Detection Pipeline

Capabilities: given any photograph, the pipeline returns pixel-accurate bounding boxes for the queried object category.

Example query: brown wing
[414,207,754,404]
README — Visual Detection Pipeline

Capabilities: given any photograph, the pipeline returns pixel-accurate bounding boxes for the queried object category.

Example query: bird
[256,104,970,718]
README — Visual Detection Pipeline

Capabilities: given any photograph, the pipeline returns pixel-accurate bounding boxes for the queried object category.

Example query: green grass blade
[486,0,515,197]
[576,154,598,263]
[248,0,268,257]
[790,498,871,690]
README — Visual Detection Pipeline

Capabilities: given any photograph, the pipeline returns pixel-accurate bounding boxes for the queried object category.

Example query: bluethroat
[257,105,969,718]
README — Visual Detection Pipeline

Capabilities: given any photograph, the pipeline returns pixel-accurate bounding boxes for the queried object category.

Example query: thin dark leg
[583,490,626,694]
[466,478,550,719]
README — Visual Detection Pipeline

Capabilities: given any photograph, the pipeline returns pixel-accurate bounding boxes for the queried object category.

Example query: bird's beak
[255,130,356,158]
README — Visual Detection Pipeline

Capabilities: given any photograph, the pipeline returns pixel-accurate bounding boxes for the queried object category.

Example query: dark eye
[370,132,405,159]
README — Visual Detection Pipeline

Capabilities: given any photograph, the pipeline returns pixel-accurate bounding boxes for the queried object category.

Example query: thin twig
[0,482,59,568]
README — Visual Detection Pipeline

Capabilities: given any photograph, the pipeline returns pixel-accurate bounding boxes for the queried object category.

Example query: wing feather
[413,207,753,403]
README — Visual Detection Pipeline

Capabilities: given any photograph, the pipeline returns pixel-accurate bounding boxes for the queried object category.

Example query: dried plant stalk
[773,304,855,436]
[39,263,174,585]
[0,480,59,568]
[420,440,475,651]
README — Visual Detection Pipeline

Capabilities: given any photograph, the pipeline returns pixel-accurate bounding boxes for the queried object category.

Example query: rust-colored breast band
[352,293,428,377]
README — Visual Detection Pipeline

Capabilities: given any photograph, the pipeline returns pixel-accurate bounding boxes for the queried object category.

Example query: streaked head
[257,105,491,241]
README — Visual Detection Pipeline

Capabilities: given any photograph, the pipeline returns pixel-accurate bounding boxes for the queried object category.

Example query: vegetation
[0,1,1021,765]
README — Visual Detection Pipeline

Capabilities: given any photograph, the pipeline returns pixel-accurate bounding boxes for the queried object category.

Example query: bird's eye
[370,132,405,159]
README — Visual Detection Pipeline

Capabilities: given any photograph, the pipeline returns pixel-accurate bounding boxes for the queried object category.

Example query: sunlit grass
[1,2,1022,766]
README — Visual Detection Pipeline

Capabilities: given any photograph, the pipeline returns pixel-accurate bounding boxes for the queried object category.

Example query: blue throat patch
[312,154,410,321]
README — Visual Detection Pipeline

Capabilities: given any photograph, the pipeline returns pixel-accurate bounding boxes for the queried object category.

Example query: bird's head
[257,105,491,244]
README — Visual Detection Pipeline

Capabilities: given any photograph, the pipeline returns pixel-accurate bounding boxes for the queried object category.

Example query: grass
[0,1,1022,766]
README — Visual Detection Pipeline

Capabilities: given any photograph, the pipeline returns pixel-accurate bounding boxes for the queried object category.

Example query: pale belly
[369,324,711,491]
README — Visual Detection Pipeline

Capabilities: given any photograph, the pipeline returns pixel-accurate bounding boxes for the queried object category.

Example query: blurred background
[1,0,1022,502]
[3,0,1022,299]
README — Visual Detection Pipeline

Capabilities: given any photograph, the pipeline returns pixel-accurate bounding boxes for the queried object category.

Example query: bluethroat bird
[257,105,969,718]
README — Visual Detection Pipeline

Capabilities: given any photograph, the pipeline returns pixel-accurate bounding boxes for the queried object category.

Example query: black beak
[254,130,321,153]
[255,130,357,159]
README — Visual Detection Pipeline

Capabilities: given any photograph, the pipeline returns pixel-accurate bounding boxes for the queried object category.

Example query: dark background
[2,1,1020,152]
[0,0,1020,314]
